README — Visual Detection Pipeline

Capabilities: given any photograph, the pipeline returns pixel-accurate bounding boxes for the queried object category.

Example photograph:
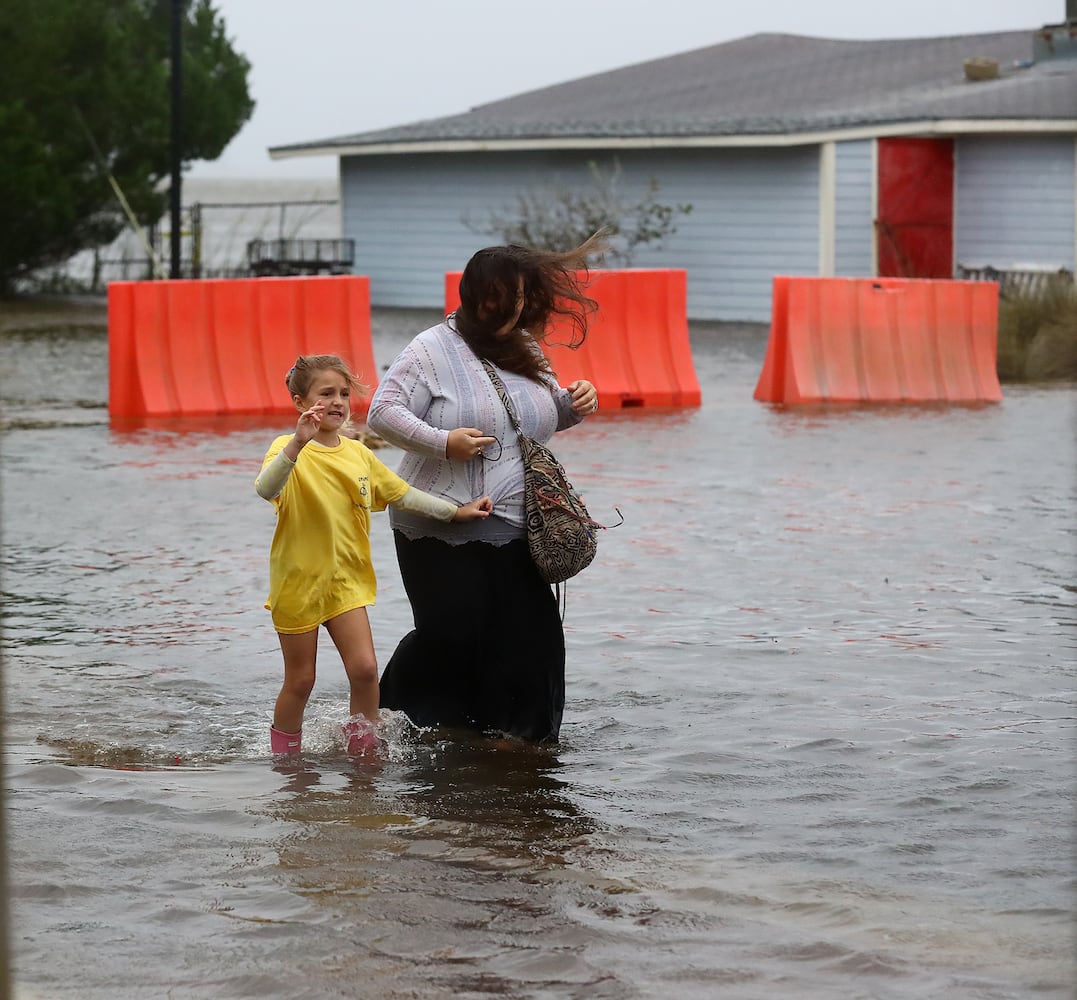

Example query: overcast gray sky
[187,0,1066,179]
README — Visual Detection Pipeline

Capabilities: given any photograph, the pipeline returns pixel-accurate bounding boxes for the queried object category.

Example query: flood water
[1,307,1074,999]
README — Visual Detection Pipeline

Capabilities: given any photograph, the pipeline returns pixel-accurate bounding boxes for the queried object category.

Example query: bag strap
[483,359,622,614]
[483,359,571,614]
[481,359,525,438]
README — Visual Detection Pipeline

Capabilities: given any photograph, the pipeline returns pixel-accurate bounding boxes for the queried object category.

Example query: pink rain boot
[270,726,301,755]
[342,717,381,756]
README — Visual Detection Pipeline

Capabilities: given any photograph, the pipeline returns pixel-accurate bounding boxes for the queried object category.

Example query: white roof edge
[269,119,1077,159]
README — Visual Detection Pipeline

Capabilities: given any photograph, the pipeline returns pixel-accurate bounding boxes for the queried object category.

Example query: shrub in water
[997,278,1077,382]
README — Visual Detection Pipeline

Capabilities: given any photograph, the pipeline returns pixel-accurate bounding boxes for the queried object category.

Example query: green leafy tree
[0,0,254,293]
[472,159,692,266]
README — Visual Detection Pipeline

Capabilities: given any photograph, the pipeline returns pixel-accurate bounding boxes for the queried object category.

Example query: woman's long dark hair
[452,231,607,381]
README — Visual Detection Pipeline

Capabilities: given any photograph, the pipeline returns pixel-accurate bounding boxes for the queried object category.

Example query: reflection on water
[266,730,593,858]
[2,315,1075,999]
[256,739,619,999]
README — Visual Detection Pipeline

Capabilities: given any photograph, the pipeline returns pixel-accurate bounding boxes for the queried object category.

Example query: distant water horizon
[181,175,339,197]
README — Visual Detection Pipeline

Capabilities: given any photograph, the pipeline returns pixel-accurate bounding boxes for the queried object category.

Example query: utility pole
[169,0,183,279]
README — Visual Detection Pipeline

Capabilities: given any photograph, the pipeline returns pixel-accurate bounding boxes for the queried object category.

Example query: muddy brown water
[1,307,1074,999]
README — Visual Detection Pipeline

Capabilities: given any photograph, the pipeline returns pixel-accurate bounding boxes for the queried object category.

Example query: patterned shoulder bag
[481,360,617,585]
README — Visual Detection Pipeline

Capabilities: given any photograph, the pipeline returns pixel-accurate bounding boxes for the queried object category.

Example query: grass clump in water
[997,277,1077,382]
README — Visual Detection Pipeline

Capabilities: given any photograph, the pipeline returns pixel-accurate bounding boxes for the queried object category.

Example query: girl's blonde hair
[285,354,367,399]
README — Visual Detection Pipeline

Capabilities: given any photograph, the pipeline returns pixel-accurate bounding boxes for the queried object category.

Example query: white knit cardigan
[366,320,584,545]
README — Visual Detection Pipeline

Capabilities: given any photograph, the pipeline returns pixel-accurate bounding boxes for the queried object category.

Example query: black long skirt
[379,533,565,743]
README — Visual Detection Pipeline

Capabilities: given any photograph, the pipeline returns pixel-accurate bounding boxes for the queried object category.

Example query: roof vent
[963,56,1000,81]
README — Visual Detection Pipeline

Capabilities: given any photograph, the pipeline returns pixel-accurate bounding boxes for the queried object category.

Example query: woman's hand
[567,380,599,416]
[453,496,494,522]
[446,426,498,461]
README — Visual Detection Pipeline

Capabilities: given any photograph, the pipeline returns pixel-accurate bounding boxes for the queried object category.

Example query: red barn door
[876,138,954,278]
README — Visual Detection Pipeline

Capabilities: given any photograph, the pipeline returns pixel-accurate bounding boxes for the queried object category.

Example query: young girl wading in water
[255,354,492,756]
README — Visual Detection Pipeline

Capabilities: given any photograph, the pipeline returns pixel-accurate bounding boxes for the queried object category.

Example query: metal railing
[246,238,355,277]
[957,263,1074,298]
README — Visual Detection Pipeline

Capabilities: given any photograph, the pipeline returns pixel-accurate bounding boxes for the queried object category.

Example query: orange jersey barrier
[753,276,1002,404]
[445,268,701,408]
[108,276,376,417]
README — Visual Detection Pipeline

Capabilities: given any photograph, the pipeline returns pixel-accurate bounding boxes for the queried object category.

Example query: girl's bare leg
[274,628,318,733]
[325,608,379,721]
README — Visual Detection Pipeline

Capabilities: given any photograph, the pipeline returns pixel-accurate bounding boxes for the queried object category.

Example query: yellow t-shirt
[260,434,410,633]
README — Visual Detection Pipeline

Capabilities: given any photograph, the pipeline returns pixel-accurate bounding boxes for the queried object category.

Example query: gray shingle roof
[273,30,1077,155]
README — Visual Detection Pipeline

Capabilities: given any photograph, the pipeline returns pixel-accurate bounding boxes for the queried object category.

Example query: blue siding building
[274,24,1077,322]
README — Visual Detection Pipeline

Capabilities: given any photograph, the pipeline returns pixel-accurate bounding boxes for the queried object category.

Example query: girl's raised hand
[452,496,493,522]
[294,402,324,444]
